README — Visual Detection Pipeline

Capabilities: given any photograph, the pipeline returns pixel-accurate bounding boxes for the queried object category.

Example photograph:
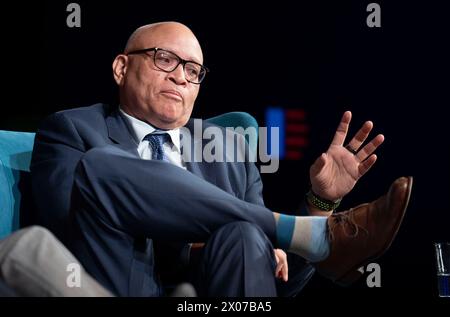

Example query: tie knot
[144,132,170,143]
[144,132,170,161]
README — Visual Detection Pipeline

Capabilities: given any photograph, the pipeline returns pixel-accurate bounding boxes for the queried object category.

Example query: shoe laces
[328,209,369,242]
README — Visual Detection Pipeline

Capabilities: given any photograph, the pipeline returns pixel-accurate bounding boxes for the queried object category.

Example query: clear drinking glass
[434,242,450,297]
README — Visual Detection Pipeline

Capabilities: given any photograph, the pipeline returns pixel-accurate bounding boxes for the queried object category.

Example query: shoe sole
[335,176,413,286]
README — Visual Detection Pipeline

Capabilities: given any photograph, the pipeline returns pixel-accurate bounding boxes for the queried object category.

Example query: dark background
[2,0,449,300]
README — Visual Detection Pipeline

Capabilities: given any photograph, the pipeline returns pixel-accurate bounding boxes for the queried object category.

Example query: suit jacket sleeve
[244,160,266,207]
[30,112,85,242]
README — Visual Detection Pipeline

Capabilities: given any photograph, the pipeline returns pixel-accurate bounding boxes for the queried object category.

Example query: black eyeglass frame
[126,47,209,84]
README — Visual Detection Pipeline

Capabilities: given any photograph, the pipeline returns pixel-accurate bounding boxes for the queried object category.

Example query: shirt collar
[119,107,181,152]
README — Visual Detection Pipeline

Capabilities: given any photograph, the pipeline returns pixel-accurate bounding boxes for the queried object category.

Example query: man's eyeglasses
[126,47,209,84]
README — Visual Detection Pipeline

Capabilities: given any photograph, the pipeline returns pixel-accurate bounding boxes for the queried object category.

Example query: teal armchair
[0,131,35,239]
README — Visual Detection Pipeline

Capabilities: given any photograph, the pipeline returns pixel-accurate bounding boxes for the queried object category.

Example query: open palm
[310,111,385,201]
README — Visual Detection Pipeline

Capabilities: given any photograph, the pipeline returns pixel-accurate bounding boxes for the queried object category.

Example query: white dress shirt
[119,108,186,170]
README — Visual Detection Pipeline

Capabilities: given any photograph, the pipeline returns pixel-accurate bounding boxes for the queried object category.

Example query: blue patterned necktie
[143,132,170,161]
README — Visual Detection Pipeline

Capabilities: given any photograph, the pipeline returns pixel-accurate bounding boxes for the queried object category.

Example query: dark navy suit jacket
[30,103,269,296]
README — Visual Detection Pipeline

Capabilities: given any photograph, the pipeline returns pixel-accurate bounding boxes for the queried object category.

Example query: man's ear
[112,54,128,85]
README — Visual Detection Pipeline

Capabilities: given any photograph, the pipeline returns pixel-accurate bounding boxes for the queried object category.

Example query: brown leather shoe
[315,176,413,286]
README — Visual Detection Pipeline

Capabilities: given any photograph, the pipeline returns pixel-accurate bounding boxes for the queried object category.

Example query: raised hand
[309,111,384,201]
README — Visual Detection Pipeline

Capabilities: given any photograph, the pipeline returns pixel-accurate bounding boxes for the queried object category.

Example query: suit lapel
[183,118,217,185]
[105,113,217,184]
[183,118,201,174]
[105,108,140,157]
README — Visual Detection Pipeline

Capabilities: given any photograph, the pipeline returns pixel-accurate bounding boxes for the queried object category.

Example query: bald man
[30,22,411,296]
[115,22,203,129]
